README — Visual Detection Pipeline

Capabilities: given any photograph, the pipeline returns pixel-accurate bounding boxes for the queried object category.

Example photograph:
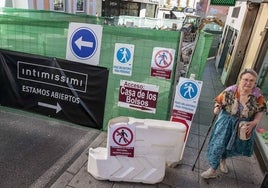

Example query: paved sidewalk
[48,59,264,188]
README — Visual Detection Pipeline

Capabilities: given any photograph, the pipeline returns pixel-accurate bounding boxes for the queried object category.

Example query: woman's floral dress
[206,85,267,170]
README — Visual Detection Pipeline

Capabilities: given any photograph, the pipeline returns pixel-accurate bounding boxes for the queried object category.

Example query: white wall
[225,1,247,31]
[12,0,30,9]
[0,0,6,7]
[36,1,44,10]
[140,3,146,17]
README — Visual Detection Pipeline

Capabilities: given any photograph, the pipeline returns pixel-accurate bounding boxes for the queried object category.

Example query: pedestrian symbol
[70,27,97,59]
[154,50,173,68]
[179,81,198,99]
[117,47,131,63]
[158,52,168,65]
[117,129,128,143]
[113,127,134,146]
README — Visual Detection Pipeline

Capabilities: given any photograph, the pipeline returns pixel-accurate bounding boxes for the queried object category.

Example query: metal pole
[191,114,217,171]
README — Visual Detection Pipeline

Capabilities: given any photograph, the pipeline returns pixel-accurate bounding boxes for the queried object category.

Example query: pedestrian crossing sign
[113,43,134,76]
[172,77,203,114]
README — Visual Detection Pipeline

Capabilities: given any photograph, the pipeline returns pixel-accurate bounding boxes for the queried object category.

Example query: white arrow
[75,36,93,50]
[38,102,62,113]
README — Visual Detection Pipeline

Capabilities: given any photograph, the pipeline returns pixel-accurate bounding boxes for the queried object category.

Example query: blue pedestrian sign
[179,81,198,100]
[172,77,203,114]
[66,23,103,66]
[116,47,131,63]
[113,43,135,76]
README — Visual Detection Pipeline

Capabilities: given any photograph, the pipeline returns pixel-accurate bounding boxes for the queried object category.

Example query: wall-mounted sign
[113,43,135,76]
[66,22,102,65]
[118,80,159,113]
[150,47,175,79]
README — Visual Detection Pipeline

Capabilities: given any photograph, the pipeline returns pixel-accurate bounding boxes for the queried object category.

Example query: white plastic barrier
[87,116,187,184]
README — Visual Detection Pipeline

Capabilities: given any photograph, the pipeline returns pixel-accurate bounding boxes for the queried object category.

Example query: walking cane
[191,114,217,171]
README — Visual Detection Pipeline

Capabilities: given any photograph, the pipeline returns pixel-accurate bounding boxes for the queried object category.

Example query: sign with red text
[170,77,202,160]
[109,123,135,157]
[118,80,159,113]
[171,77,203,122]
[150,47,175,79]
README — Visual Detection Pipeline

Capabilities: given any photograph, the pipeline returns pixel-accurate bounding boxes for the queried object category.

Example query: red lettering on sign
[118,86,158,108]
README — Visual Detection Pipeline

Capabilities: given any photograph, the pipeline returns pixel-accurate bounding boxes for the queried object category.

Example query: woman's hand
[245,121,256,135]
[213,104,221,114]
[246,112,264,135]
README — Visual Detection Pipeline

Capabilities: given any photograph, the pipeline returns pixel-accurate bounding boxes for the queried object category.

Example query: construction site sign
[150,47,175,79]
[113,43,135,76]
[66,22,103,65]
[118,80,159,113]
[171,77,203,122]
[109,123,135,157]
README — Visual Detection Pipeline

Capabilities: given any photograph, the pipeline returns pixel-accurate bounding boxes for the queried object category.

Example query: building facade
[3,0,164,18]
[4,0,100,16]
[101,0,163,18]
[215,0,268,171]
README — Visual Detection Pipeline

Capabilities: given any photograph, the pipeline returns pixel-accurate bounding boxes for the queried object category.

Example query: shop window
[102,0,120,16]
[255,31,268,100]
[231,7,240,18]
[54,0,65,11]
[120,2,139,17]
[77,0,85,12]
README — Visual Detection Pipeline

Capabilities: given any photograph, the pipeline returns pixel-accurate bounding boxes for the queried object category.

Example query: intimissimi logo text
[17,61,88,92]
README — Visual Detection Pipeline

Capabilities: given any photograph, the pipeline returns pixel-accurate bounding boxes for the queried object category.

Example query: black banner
[0,49,109,129]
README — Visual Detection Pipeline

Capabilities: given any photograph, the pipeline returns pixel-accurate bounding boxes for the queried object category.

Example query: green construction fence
[0,8,181,130]
[0,8,214,130]
[187,31,214,80]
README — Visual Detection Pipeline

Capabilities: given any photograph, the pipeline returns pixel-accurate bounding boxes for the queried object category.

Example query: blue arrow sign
[70,27,97,59]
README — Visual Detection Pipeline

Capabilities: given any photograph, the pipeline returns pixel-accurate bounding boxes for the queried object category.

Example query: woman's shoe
[220,160,228,173]
[201,168,217,179]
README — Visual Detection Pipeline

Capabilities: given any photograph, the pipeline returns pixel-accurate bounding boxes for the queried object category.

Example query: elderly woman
[201,68,267,179]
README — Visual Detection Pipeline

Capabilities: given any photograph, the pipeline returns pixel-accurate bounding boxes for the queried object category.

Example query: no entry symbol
[113,127,134,146]
[154,50,173,68]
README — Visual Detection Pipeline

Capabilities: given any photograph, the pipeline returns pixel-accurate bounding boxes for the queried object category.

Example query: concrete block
[87,116,187,184]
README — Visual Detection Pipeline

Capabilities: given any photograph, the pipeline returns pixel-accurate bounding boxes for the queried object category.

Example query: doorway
[217,26,234,72]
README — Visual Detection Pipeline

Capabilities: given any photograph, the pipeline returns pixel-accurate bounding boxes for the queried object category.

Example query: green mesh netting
[101,26,180,130]
[187,31,214,80]
[210,0,236,6]
[0,8,180,130]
